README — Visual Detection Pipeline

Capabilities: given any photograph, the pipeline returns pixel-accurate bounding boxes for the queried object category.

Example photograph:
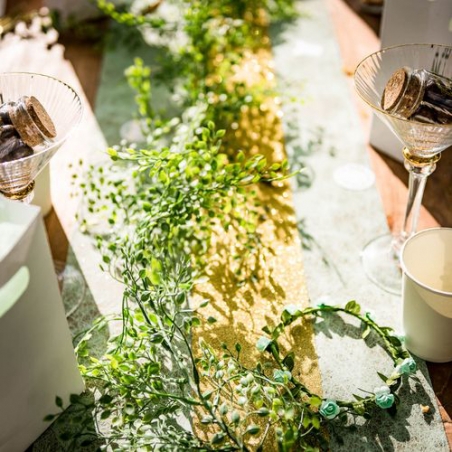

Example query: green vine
[54,1,417,451]
[259,301,415,416]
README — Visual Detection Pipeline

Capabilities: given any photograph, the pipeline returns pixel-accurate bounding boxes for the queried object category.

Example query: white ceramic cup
[400,228,452,363]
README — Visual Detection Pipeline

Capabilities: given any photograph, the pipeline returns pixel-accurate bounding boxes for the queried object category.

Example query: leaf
[142,201,152,212]
[273,369,291,383]
[246,425,260,435]
[211,433,225,445]
[147,362,161,375]
[159,170,169,184]
[59,432,72,442]
[302,413,311,428]
[43,414,56,422]
[146,268,161,286]
[345,300,361,314]
[262,325,272,335]
[284,407,295,420]
[99,394,114,405]
[231,411,241,423]
[201,415,214,424]
[377,372,389,384]
[101,410,111,420]
[151,257,162,272]
[282,352,295,371]
[284,304,301,316]
[55,396,63,408]
[309,395,322,408]
[202,390,213,400]
[311,415,320,430]
[388,335,402,347]
[256,336,272,352]
[69,394,82,405]
[361,325,371,339]
[353,403,365,416]
[107,148,118,160]
[143,412,154,423]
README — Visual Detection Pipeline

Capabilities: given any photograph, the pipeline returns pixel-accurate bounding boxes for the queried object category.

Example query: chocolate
[0,102,14,126]
[415,74,452,124]
[0,124,20,141]
[0,124,34,163]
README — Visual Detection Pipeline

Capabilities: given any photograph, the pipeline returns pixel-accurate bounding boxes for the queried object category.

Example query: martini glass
[0,72,84,316]
[354,43,452,294]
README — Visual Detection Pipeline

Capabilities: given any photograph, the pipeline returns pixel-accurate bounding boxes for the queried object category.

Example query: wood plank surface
[5,0,452,448]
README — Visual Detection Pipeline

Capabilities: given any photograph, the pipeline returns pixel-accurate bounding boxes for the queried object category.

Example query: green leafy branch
[58,1,417,451]
[257,301,415,419]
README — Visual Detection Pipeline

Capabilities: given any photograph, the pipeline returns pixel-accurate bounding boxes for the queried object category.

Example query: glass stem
[392,148,440,254]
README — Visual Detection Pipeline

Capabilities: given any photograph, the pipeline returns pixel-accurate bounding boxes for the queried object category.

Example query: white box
[370,0,452,161]
[0,197,84,452]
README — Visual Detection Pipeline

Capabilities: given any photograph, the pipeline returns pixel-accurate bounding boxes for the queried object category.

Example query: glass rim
[354,43,452,131]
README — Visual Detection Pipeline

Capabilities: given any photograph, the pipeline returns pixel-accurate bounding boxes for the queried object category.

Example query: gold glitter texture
[191,13,322,450]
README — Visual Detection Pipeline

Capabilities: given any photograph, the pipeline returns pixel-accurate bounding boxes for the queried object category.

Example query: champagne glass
[0,72,84,316]
[354,44,452,294]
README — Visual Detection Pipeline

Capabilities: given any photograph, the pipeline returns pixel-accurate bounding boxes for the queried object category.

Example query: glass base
[361,234,402,295]
[54,260,86,318]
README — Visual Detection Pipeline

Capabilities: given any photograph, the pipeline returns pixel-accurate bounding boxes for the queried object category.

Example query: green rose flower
[319,399,340,419]
[374,385,395,409]
[395,357,417,375]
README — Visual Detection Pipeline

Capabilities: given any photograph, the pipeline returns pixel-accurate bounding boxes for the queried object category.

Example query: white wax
[0,222,26,262]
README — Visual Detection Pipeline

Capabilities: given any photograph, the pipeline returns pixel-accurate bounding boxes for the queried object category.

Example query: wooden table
[5,0,452,448]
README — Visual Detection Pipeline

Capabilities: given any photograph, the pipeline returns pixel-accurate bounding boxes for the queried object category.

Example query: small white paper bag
[0,197,84,452]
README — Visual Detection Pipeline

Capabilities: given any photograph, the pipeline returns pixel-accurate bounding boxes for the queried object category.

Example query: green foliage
[59,1,415,451]
[125,57,153,119]
[262,303,412,418]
